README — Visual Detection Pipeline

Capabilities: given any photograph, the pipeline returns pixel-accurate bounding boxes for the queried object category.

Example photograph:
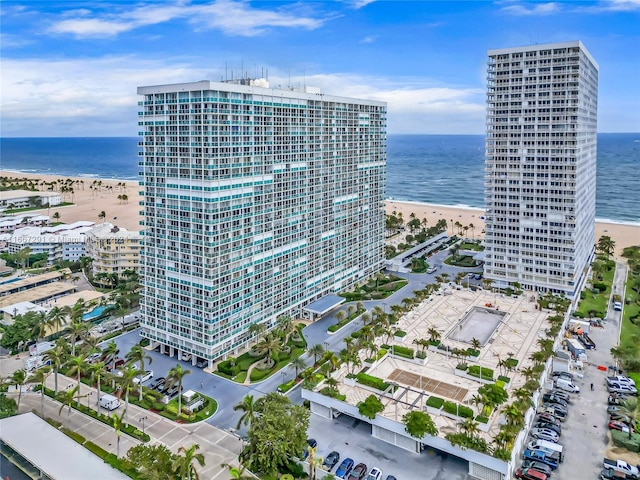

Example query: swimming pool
[83,305,112,321]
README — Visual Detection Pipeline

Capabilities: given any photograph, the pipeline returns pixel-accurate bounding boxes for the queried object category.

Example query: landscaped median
[327,306,366,333]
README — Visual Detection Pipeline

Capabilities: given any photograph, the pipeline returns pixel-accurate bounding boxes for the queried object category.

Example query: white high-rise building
[484,41,598,296]
[137,79,386,366]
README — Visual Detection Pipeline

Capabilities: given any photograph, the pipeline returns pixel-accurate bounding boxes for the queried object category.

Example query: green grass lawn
[444,255,478,267]
[576,265,616,318]
[459,242,484,251]
[621,272,640,351]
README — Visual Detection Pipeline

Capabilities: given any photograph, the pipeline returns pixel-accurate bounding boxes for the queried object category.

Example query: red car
[608,420,631,433]
[347,463,368,480]
[515,468,548,480]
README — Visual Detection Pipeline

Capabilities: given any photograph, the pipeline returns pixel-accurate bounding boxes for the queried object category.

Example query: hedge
[394,330,407,338]
[611,430,640,452]
[497,375,511,383]
[467,365,494,381]
[84,440,109,459]
[392,345,415,359]
[443,401,474,418]
[356,373,390,391]
[476,415,489,424]
[426,396,444,409]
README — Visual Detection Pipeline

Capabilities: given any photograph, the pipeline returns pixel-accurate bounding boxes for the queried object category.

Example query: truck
[28,341,56,356]
[601,468,637,480]
[25,355,51,372]
[98,394,121,411]
[578,333,596,349]
[603,459,639,478]
[522,449,559,470]
[566,338,587,361]
[527,438,564,462]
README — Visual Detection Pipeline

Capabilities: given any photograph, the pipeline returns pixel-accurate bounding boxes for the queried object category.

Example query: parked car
[607,375,635,386]
[522,450,559,470]
[609,395,629,406]
[541,402,567,415]
[530,428,560,443]
[196,358,207,368]
[521,460,552,477]
[610,412,633,424]
[133,370,154,385]
[608,405,625,414]
[302,438,317,460]
[608,421,631,433]
[541,394,568,408]
[514,468,549,480]
[149,377,165,390]
[552,371,575,381]
[348,463,368,480]
[533,421,561,435]
[608,383,638,395]
[548,389,571,402]
[613,301,623,311]
[86,353,101,364]
[335,458,355,479]
[323,451,340,471]
[366,467,383,480]
[600,467,637,479]
[385,476,397,480]
[554,377,580,393]
[535,413,560,426]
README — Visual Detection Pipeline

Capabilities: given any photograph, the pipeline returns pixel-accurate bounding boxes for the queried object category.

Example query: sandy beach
[2,171,637,256]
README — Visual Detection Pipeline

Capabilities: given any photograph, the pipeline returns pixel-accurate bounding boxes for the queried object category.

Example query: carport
[303,294,345,321]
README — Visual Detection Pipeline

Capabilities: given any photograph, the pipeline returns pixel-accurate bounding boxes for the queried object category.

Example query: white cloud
[360,35,378,44]
[46,0,326,38]
[500,2,561,15]
[0,33,34,48]
[599,0,640,10]
[0,56,485,136]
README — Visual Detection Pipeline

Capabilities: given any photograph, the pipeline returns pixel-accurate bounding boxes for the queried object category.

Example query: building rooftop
[87,222,141,239]
[0,270,70,297]
[0,412,129,480]
[0,189,62,201]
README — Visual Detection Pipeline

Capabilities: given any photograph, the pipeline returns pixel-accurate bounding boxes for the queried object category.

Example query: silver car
[530,427,560,443]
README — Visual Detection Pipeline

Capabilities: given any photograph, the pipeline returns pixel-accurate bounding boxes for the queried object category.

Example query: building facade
[6,222,93,265]
[137,79,386,366]
[85,223,142,283]
[483,41,598,296]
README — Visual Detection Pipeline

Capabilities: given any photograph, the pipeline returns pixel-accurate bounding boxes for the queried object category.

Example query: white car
[613,301,623,311]
[133,370,154,384]
[530,427,560,443]
[608,383,638,394]
[606,375,635,386]
[365,467,383,480]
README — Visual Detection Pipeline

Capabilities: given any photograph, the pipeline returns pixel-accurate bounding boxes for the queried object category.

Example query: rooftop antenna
[225,61,228,82]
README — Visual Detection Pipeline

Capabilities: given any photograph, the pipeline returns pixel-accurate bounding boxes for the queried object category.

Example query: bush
[443,401,473,418]
[62,428,86,444]
[392,345,414,359]
[476,415,489,424]
[468,365,494,381]
[426,396,444,409]
[593,282,608,292]
[84,440,108,458]
[456,363,468,371]
[356,373,390,391]
[394,330,407,338]
[611,430,640,452]
[217,360,234,376]
[497,375,511,383]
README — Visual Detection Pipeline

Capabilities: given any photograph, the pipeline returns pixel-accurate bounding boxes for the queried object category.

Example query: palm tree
[64,321,86,357]
[88,361,106,408]
[126,344,153,401]
[470,337,481,351]
[275,315,295,343]
[27,367,51,418]
[31,311,49,345]
[112,410,125,458]
[47,306,68,335]
[117,363,143,426]
[58,385,84,427]
[65,354,86,405]
[102,340,119,372]
[618,398,640,439]
[98,210,106,222]
[221,462,254,480]
[308,344,325,364]
[335,310,346,324]
[44,344,65,395]
[234,394,258,430]
[173,443,205,480]
[291,356,307,379]
[166,363,191,415]
[247,322,266,346]
[254,334,282,368]
[427,327,441,344]
[10,369,27,412]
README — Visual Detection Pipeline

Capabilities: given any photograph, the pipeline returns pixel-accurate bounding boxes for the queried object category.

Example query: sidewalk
[17,372,243,479]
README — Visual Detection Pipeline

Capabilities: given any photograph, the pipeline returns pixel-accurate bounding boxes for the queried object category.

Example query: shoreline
[2,171,638,256]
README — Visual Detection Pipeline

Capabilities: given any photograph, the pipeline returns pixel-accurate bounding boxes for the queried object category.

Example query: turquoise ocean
[1,133,638,223]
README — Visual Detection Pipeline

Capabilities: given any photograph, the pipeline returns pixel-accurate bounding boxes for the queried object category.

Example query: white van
[555,377,580,393]
[25,355,51,372]
[528,439,564,462]
[28,341,56,356]
[98,394,121,411]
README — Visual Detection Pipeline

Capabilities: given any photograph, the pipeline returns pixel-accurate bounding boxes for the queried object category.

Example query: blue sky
[1,0,639,136]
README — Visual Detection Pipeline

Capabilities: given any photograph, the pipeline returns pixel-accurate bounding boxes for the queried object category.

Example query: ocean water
[1,134,639,223]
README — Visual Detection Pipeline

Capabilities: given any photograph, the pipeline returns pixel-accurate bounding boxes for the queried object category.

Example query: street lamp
[86,391,93,409]
[139,416,148,436]
[323,341,329,352]
[280,371,286,388]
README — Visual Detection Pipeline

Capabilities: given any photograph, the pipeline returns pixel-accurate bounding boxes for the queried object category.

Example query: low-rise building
[0,189,62,209]
[0,213,50,234]
[85,222,142,282]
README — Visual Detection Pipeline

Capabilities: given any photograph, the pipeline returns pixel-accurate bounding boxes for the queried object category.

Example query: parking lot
[520,308,627,479]
[308,414,472,480]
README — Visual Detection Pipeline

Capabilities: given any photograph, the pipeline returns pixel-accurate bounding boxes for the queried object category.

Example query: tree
[27,367,51,418]
[221,462,254,480]
[470,337,481,351]
[308,344,325,364]
[52,211,61,221]
[477,384,509,414]
[596,235,615,258]
[126,344,153,401]
[403,411,437,438]
[427,327,441,344]
[98,210,106,222]
[88,361,106,408]
[254,334,282,369]
[102,340,119,372]
[65,354,86,405]
[124,444,179,480]
[240,394,309,476]
[618,398,640,439]
[291,356,307,379]
[47,306,67,335]
[9,369,27,412]
[173,443,205,480]
[234,394,258,430]
[357,395,384,419]
[117,363,143,426]
[58,385,83,427]
[166,363,191,415]
[64,321,87,357]
[247,322,267,346]
[112,410,125,458]
[45,344,65,395]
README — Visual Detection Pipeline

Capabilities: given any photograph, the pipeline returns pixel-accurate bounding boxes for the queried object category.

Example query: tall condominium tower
[484,41,598,296]
[137,79,386,366]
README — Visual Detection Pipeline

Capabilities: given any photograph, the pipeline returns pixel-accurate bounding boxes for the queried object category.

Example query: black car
[302,439,317,460]
[323,451,340,471]
[149,377,165,390]
[542,394,568,408]
[532,421,561,435]
[521,460,552,477]
[348,463,368,480]
[385,476,397,480]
